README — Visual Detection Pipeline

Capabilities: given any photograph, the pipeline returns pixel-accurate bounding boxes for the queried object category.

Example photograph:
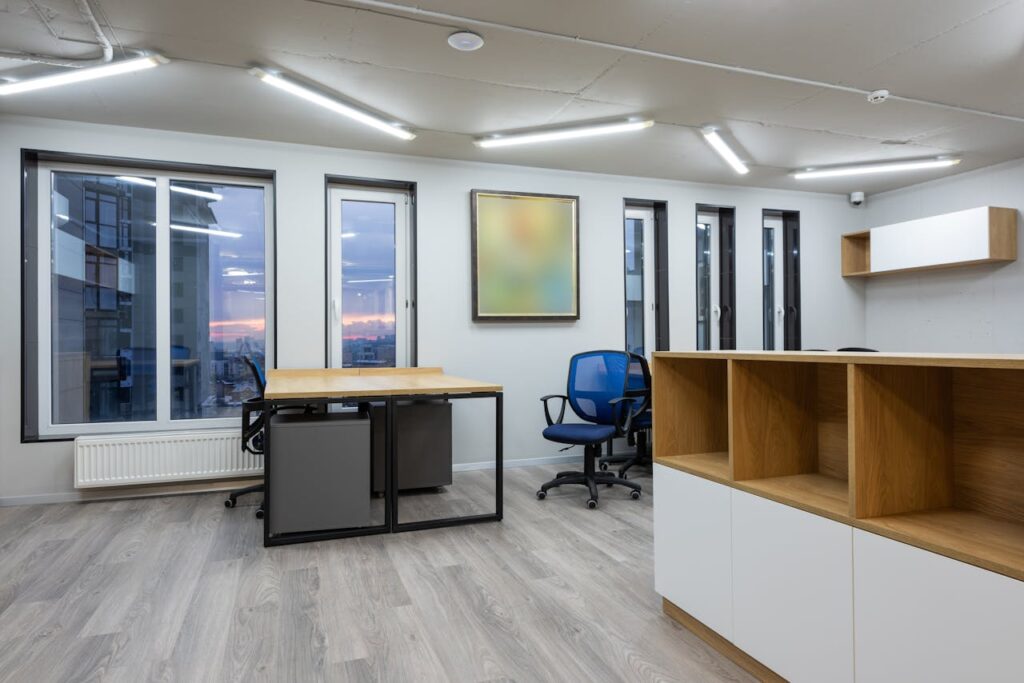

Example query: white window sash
[36,161,275,438]
[327,185,411,370]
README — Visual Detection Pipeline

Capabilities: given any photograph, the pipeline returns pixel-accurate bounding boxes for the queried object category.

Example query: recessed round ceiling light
[448,30,484,51]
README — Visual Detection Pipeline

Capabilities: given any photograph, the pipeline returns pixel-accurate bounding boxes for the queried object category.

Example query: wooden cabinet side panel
[988,207,1018,261]
[652,357,728,457]
[850,364,954,518]
[731,360,817,480]
[816,363,849,481]
[953,368,1024,525]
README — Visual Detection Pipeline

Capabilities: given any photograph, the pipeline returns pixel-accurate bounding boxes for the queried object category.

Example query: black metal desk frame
[260,391,503,547]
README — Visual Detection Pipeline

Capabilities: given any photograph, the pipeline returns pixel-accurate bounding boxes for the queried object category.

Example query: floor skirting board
[0,453,592,506]
[0,478,263,507]
[452,452,581,472]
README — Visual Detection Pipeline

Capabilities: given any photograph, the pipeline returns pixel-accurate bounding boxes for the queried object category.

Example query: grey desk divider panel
[372,400,453,493]
[268,412,371,535]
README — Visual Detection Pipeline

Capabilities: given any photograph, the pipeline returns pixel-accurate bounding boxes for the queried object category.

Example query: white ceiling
[2,0,1024,194]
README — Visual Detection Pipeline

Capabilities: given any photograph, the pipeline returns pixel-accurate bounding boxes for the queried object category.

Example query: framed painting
[471,190,580,321]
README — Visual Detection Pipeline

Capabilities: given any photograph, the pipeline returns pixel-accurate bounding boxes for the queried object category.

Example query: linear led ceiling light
[475,118,654,148]
[701,126,749,175]
[0,55,167,96]
[792,156,961,179]
[249,67,416,140]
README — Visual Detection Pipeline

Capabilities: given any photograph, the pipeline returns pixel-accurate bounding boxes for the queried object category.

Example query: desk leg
[262,399,272,547]
[386,396,396,532]
[496,391,503,521]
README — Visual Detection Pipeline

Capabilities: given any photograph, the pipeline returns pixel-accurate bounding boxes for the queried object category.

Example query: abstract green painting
[471,190,579,321]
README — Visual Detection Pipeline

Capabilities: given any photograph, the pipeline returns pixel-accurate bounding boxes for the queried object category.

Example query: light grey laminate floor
[0,465,752,682]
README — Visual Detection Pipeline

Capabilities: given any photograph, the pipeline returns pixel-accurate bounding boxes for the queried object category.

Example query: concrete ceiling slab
[1,0,1023,195]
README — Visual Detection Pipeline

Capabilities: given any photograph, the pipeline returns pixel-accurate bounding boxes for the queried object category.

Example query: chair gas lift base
[598,420,652,479]
[536,350,646,509]
[537,440,641,509]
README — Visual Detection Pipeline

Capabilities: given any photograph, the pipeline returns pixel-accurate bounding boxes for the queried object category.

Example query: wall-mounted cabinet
[841,206,1017,278]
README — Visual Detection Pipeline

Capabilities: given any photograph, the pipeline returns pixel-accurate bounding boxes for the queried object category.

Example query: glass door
[328,186,410,368]
[762,215,785,350]
[696,212,720,350]
[624,206,656,359]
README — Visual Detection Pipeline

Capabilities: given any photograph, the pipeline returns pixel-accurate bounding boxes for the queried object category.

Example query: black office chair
[599,353,652,478]
[225,356,270,517]
[837,347,878,352]
[225,357,317,517]
[536,350,644,508]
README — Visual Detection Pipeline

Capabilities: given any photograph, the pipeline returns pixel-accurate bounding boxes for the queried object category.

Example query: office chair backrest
[626,353,652,414]
[243,356,267,397]
[566,350,632,425]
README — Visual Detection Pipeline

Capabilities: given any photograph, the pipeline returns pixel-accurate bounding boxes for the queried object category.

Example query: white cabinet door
[854,529,1024,682]
[732,489,854,683]
[653,464,733,639]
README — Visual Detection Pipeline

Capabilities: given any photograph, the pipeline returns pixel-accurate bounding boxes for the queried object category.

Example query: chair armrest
[609,396,641,435]
[540,394,569,426]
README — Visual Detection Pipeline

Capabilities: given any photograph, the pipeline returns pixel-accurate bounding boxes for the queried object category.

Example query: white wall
[0,115,864,503]
[862,159,1024,352]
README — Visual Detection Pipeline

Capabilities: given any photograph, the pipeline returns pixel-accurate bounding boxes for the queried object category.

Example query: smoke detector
[448,31,484,51]
[867,89,890,104]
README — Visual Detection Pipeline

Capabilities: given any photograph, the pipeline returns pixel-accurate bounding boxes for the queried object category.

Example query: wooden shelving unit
[653,350,1024,582]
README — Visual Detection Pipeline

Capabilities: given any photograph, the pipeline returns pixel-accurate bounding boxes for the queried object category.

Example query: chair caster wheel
[536,490,546,500]
[224,499,235,508]
[630,490,641,500]
[599,462,608,471]
[587,499,598,509]
[255,509,264,519]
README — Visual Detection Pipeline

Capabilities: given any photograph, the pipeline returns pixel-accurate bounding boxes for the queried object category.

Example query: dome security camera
[850,191,866,207]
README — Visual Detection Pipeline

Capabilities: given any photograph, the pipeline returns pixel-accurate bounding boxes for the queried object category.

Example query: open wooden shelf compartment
[851,364,1024,578]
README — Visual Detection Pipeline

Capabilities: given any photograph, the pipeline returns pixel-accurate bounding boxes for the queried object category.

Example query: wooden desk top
[264,367,502,400]
[653,350,1024,370]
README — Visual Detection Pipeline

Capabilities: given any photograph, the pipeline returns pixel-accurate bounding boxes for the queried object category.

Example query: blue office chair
[598,353,652,478]
[537,350,643,508]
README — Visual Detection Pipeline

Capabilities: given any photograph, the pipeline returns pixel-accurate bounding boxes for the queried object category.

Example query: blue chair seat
[543,423,617,445]
[632,411,651,429]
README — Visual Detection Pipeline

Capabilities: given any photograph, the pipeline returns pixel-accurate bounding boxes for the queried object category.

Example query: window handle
[332,298,341,322]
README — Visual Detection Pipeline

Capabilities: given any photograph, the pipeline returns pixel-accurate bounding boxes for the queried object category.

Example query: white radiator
[74,429,261,488]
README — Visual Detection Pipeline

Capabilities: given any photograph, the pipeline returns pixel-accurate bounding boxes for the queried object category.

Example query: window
[763,209,802,350]
[762,221,778,350]
[623,206,655,358]
[49,173,157,425]
[695,205,737,350]
[31,161,274,438]
[695,220,713,350]
[327,185,411,369]
[170,180,267,418]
